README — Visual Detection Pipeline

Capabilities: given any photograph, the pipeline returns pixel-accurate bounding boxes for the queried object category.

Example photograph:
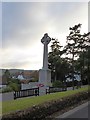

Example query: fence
[14,87,39,99]
[46,87,67,94]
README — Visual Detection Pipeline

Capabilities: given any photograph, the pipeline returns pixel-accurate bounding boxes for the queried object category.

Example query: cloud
[2,60,42,70]
[2,2,50,48]
[2,2,88,48]
[1,42,43,69]
[1,2,88,70]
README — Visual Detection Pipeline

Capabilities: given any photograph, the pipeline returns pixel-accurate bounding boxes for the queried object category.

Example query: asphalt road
[56,102,89,119]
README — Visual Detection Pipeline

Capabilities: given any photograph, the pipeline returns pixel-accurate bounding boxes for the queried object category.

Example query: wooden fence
[14,87,39,99]
[46,87,67,94]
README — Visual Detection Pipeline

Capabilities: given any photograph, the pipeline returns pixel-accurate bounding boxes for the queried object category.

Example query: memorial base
[39,69,51,95]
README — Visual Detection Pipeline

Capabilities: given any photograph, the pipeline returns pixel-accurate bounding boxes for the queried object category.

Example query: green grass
[2,86,89,115]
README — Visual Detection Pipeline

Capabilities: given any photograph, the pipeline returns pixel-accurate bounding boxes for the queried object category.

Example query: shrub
[2,90,88,120]
[1,86,13,93]
[52,81,62,88]
[8,82,20,91]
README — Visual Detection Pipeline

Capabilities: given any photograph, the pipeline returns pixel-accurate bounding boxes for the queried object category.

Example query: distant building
[66,73,81,82]
[0,69,39,85]
[17,74,24,80]
[17,73,30,84]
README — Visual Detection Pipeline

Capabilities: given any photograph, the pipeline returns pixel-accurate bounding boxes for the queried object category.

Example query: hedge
[2,90,89,120]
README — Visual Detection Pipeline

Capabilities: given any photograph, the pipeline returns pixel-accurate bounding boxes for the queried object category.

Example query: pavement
[56,101,89,119]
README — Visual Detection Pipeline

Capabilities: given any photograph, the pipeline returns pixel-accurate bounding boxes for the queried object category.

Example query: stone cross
[41,33,51,70]
[39,33,51,95]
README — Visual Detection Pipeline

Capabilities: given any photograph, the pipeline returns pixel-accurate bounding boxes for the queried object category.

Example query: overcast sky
[1,2,88,70]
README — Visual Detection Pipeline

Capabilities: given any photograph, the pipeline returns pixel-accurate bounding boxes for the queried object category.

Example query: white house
[17,74,24,80]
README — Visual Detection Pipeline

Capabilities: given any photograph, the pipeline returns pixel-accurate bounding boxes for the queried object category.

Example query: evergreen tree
[64,24,82,90]
[3,69,11,84]
[77,32,90,85]
[48,38,63,82]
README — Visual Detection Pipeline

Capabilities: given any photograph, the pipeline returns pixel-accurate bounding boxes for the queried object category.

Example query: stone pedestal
[39,69,51,86]
[39,69,51,95]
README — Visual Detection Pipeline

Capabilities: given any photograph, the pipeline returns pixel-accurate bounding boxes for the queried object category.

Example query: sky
[0,1,88,70]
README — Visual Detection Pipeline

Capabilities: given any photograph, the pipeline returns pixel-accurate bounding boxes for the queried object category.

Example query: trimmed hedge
[2,91,89,120]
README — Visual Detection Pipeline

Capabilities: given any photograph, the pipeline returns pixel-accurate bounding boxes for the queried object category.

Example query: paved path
[56,101,89,118]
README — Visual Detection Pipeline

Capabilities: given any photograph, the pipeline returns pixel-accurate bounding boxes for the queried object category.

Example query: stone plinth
[39,69,51,95]
[39,69,51,86]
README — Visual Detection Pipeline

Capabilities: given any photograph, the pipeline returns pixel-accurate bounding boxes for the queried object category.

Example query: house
[17,73,30,84]
[66,73,81,82]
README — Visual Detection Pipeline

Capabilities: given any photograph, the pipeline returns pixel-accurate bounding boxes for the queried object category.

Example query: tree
[64,24,82,90]
[75,32,90,85]
[48,23,90,88]
[82,32,90,85]
[3,69,21,91]
[30,71,39,82]
[64,24,90,88]
[48,38,63,82]
[3,69,11,84]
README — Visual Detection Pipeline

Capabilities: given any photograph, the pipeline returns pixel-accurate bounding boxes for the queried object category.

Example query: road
[56,101,89,119]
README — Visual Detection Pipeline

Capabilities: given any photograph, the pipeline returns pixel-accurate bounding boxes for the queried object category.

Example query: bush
[1,86,13,93]
[11,78,20,84]
[52,81,62,88]
[2,90,88,120]
[0,82,20,93]
[9,82,20,91]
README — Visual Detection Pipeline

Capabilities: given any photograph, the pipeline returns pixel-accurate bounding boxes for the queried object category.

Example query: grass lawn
[2,86,89,115]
